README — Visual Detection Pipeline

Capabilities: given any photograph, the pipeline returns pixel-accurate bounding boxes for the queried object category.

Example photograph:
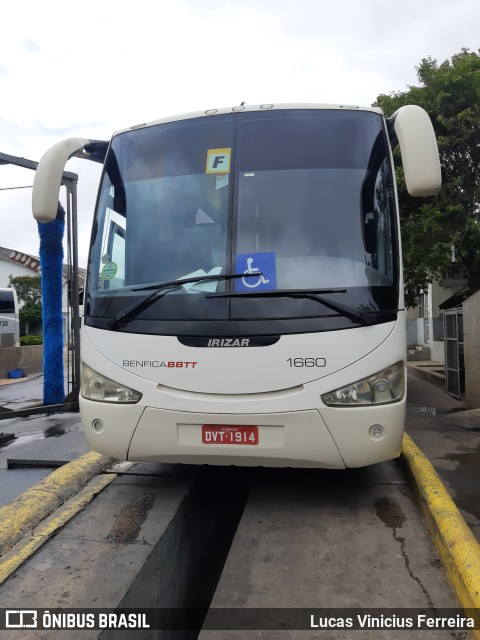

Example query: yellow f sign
[206,148,231,174]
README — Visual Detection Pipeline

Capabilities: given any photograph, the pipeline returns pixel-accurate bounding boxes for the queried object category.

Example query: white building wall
[0,257,40,285]
[0,247,82,345]
[464,291,480,408]
[408,279,466,364]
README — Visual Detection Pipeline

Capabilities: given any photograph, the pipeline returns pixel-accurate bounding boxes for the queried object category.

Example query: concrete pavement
[405,368,479,541]
[1,366,480,635]
[405,366,480,632]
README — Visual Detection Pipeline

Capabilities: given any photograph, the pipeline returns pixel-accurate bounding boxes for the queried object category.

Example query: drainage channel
[0,464,250,640]
[100,468,250,640]
[0,460,471,640]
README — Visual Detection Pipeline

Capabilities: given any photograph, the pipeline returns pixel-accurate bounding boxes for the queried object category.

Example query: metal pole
[67,178,81,401]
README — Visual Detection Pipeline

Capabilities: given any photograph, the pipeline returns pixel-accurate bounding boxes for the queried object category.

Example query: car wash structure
[0,151,81,418]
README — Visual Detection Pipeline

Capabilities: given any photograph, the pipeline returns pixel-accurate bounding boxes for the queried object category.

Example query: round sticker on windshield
[102,262,118,280]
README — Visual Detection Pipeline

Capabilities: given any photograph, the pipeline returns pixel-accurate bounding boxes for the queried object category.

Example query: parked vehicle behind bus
[0,288,20,348]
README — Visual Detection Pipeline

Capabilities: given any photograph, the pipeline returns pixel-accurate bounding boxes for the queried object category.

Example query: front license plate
[202,425,259,445]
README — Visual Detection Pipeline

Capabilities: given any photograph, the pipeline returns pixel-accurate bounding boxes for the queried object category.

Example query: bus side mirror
[392,105,441,197]
[32,137,93,223]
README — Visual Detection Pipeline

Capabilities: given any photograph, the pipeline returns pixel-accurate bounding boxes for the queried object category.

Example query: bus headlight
[321,363,404,406]
[81,364,142,403]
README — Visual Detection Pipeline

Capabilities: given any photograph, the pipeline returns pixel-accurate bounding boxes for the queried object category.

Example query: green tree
[375,49,480,307]
[8,275,43,332]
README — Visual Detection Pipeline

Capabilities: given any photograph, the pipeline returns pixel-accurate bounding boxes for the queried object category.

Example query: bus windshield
[85,109,398,335]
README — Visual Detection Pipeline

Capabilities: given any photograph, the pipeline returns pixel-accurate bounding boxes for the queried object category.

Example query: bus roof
[113,103,384,137]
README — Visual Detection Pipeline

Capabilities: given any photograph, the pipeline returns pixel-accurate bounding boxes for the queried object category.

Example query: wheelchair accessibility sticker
[235,252,277,292]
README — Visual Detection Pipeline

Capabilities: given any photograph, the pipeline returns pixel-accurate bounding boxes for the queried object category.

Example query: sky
[1,0,479,267]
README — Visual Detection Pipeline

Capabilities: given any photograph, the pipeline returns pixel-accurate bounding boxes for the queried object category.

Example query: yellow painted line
[0,451,113,555]
[0,473,116,585]
[402,433,480,636]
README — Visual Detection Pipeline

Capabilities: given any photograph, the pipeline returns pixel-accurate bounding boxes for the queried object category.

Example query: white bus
[32,104,441,468]
[0,288,20,348]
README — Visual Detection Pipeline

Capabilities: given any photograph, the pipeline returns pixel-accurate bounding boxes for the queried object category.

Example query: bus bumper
[80,400,405,469]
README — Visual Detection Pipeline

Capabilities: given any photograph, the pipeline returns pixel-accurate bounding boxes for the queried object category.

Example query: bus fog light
[81,364,142,404]
[369,424,385,439]
[92,419,104,432]
[321,362,404,406]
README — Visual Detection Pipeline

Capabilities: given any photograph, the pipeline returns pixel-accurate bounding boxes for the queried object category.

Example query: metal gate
[443,308,464,398]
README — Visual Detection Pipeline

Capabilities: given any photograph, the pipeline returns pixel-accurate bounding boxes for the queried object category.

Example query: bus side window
[101,210,126,289]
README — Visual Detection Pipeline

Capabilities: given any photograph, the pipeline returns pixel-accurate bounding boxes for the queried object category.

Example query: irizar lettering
[207,338,250,347]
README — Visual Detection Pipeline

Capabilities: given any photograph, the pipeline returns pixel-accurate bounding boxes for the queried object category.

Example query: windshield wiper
[107,273,252,329]
[205,288,377,326]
